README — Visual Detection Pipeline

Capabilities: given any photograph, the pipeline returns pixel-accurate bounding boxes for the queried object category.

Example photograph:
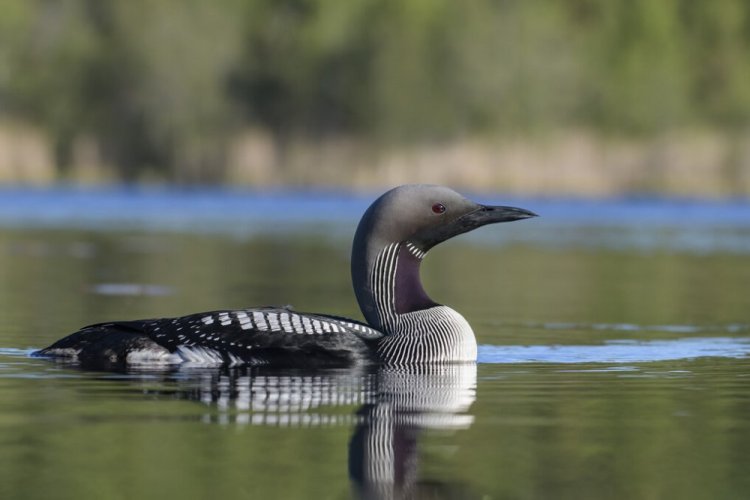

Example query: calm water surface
[1,187,749,499]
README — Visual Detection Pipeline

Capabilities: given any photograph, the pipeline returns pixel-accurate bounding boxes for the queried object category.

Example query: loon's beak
[415,203,537,251]
[461,204,538,227]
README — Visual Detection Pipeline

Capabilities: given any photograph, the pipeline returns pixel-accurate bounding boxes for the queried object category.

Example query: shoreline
[2,124,749,197]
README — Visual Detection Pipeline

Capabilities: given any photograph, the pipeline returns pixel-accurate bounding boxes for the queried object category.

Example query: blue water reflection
[479,336,750,364]
[1,186,749,253]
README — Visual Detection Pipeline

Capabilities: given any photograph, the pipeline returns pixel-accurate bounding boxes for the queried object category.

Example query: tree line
[1,0,749,181]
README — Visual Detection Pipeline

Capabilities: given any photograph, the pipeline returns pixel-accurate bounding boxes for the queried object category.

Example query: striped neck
[355,242,437,334]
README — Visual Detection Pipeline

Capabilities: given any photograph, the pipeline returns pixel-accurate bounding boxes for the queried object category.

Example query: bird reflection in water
[148,362,477,499]
[348,364,476,499]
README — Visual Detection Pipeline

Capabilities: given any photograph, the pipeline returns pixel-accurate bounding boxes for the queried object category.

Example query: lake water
[1,187,749,499]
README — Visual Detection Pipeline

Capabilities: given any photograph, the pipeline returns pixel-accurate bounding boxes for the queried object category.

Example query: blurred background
[2,5,750,499]
[2,0,750,196]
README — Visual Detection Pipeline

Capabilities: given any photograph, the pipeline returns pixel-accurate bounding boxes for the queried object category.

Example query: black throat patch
[394,246,438,314]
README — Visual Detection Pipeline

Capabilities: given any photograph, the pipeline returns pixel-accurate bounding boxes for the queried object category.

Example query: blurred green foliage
[1,0,750,179]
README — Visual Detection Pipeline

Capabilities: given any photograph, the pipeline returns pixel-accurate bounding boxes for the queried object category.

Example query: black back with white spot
[38,307,384,369]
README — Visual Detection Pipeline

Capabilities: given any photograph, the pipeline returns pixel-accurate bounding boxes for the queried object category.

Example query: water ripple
[478,337,750,364]
[517,321,750,334]
[5,339,750,372]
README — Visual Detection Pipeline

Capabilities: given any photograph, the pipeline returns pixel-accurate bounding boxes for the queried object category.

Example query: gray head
[351,184,536,328]
[353,184,536,255]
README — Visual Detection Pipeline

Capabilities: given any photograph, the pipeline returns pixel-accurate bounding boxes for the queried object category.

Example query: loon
[36,184,536,368]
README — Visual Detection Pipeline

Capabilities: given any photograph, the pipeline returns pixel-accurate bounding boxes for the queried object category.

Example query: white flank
[175,345,225,366]
[126,348,179,365]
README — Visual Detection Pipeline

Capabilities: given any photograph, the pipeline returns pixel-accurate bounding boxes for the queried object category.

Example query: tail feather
[35,322,169,370]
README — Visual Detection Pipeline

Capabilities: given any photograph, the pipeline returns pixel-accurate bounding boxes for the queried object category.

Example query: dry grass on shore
[2,123,749,197]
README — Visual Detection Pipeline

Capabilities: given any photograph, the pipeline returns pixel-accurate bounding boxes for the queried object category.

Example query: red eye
[432,203,446,214]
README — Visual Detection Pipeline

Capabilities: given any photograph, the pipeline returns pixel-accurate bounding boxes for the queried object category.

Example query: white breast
[376,306,478,363]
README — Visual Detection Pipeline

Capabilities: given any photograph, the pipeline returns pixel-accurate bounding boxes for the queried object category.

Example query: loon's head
[352,184,536,329]
[354,184,537,255]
